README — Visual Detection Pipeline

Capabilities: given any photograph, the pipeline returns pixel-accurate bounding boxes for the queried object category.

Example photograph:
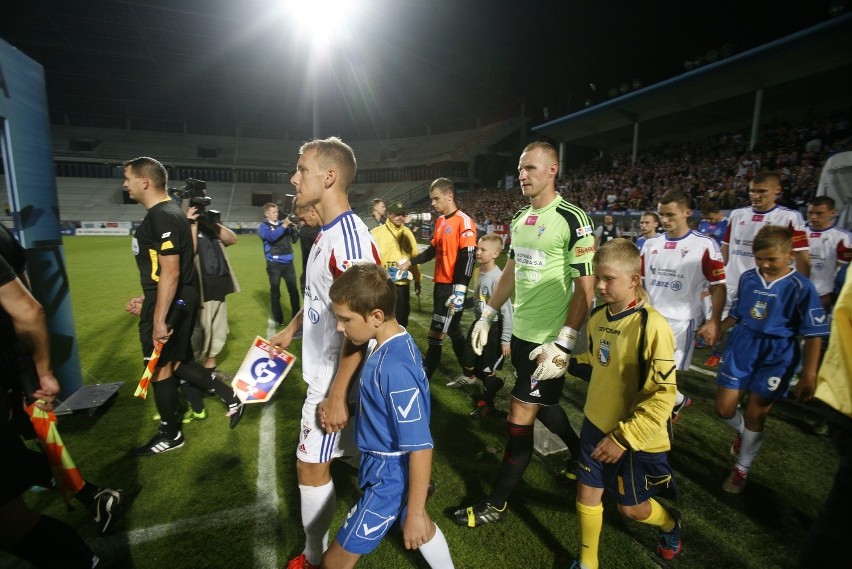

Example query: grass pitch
[2,235,837,568]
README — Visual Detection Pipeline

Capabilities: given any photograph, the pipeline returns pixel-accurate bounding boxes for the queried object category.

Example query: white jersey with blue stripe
[356,332,433,454]
[302,210,380,390]
[731,268,829,339]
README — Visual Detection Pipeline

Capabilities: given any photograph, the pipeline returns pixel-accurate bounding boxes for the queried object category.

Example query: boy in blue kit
[323,264,454,569]
[567,239,682,568]
[714,225,829,493]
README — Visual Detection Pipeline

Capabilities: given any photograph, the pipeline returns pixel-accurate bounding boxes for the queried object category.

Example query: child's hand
[402,510,432,550]
[501,342,510,358]
[796,374,817,402]
[591,436,625,464]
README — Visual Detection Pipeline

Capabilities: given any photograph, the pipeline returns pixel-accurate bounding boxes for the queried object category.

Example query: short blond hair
[478,233,503,250]
[299,137,357,189]
[594,238,648,303]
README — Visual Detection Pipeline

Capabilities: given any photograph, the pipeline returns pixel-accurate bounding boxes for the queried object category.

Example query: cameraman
[258,203,300,327]
[187,206,239,386]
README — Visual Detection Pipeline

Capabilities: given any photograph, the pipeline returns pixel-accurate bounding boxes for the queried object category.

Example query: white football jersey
[302,210,380,390]
[641,231,726,321]
[723,205,808,296]
[807,224,852,296]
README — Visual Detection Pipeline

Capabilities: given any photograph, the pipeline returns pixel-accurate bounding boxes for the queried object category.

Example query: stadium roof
[0,1,842,140]
[533,13,852,153]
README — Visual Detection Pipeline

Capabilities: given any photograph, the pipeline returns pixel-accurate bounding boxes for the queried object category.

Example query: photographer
[258,203,300,327]
[187,205,239,406]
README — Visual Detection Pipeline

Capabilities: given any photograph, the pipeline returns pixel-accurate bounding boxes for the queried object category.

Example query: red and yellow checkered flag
[26,401,85,504]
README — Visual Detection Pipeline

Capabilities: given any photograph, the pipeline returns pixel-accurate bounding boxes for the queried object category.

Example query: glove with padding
[471,305,498,355]
[528,326,578,381]
[445,284,467,314]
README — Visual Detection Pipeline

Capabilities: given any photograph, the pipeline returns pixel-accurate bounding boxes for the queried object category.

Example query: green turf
[2,235,837,568]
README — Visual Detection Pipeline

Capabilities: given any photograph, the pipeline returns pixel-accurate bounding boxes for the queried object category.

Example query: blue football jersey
[698,218,728,245]
[731,269,829,338]
[356,332,434,453]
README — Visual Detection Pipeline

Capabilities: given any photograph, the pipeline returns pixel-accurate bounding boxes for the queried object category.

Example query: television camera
[170,178,221,224]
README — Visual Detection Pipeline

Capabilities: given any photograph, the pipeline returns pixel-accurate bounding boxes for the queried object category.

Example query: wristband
[480,304,498,323]
[554,326,578,352]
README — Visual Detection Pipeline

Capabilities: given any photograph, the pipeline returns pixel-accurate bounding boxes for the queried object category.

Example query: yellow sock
[640,498,675,532]
[576,501,603,569]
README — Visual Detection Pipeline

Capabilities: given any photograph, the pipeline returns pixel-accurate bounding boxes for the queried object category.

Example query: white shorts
[723,283,737,320]
[296,384,358,463]
[668,318,697,371]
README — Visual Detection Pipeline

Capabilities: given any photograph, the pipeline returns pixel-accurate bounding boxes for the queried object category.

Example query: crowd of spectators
[449,111,850,231]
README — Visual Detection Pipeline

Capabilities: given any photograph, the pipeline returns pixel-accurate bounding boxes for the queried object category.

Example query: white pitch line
[689,364,716,377]
[98,373,281,562]
[254,403,279,568]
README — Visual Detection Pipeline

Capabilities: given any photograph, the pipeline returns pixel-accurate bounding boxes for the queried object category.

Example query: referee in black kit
[123,157,244,457]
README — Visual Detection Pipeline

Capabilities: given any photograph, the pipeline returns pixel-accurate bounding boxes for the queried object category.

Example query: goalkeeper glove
[528,326,578,381]
[445,284,467,314]
[471,305,498,355]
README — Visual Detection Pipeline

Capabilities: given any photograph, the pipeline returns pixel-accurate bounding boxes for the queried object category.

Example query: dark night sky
[0,0,840,137]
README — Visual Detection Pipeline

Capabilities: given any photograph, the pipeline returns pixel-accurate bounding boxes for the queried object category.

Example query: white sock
[723,410,744,434]
[675,391,685,406]
[299,482,336,564]
[736,428,765,472]
[419,524,454,568]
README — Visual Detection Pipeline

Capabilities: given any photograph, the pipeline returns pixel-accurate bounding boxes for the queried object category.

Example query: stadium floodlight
[281,0,359,59]
[277,0,362,137]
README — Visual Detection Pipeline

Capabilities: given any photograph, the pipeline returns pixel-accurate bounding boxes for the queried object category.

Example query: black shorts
[138,286,199,366]
[510,335,565,405]
[461,319,506,376]
[429,283,464,335]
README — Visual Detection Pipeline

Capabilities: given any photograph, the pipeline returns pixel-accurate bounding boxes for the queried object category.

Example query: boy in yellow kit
[567,239,682,568]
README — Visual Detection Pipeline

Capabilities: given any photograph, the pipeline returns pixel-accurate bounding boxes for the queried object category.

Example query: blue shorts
[337,451,409,555]
[576,419,677,506]
[716,326,798,401]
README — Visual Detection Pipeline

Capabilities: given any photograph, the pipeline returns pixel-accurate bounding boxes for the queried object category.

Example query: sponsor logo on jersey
[529,389,541,398]
[671,280,682,291]
[525,215,538,225]
[445,227,452,234]
[809,308,828,326]
[749,300,767,320]
[161,231,172,238]
[752,214,765,222]
[537,226,546,238]
[712,268,725,277]
[576,224,593,237]
[598,339,611,366]
[390,388,421,422]
[575,246,595,257]
[516,269,541,282]
[665,242,676,249]
[308,307,320,324]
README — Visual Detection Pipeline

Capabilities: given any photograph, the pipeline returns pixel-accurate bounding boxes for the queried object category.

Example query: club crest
[749,300,768,320]
[598,339,611,367]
